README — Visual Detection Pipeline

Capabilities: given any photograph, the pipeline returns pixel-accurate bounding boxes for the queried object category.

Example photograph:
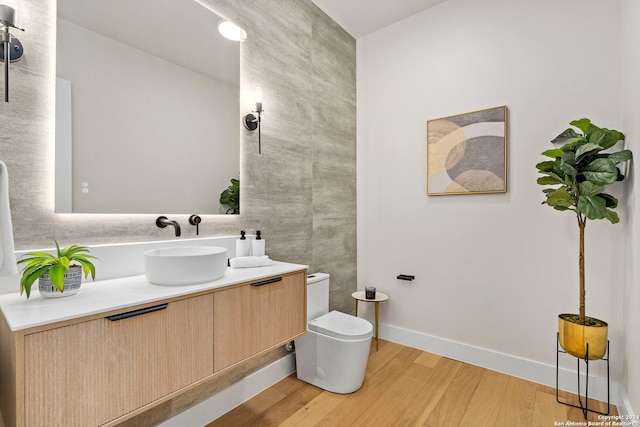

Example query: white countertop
[0,261,307,331]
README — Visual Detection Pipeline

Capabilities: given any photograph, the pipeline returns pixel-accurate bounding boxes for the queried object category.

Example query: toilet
[294,273,373,394]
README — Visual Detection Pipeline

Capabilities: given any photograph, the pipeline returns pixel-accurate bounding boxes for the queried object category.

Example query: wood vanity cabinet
[0,269,306,427]
[213,271,307,371]
[23,293,214,427]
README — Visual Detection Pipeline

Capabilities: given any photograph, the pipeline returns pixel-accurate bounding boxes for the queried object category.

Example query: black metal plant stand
[556,332,610,419]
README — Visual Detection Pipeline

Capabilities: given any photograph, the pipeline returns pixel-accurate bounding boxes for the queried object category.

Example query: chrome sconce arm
[0,1,25,102]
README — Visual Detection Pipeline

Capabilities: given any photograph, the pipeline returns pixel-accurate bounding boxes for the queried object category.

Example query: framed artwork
[426,105,507,195]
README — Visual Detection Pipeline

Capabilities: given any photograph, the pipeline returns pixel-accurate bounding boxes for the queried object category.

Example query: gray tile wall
[0,1,355,423]
[0,0,356,312]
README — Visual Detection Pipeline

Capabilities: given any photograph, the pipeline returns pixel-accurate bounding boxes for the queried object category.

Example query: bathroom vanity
[0,262,307,427]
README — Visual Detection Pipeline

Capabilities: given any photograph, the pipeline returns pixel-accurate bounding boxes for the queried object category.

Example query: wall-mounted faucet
[156,216,181,237]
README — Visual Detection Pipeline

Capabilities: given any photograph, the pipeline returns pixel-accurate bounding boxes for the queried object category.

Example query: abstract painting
[427,106,507,195]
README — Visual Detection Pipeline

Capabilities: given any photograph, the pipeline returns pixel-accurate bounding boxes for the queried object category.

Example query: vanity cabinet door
[251,271,306,352]
[23,294,214,427]
[213,271,306,372]
[213,283,253,371]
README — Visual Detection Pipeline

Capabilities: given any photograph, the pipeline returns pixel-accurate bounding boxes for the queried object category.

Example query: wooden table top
[351,291,389,303]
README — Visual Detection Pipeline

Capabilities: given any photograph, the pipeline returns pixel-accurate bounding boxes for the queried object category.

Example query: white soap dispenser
[251,230,265,257]
[236,230,250,257]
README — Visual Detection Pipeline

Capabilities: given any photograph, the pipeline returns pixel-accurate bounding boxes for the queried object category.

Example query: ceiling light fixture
[217,20,246,42]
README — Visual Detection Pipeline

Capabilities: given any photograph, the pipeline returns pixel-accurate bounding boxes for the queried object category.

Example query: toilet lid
[308,310,373,340]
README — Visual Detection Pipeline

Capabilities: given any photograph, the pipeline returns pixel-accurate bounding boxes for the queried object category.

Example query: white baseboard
[617,387,640,426]
[380,322,622,406]
[157,353,296,427]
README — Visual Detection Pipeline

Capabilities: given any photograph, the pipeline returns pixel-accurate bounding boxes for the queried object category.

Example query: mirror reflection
[55,0,241,214]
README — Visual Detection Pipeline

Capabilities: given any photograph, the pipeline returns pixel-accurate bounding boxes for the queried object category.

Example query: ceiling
[311,0,447,39]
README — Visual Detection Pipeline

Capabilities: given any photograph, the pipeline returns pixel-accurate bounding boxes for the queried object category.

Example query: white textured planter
[39,266,82,298]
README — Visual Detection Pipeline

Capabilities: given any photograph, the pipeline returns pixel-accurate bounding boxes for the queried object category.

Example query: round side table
[351,291,389,351]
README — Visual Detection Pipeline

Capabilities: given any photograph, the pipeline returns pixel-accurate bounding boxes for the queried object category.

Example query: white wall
[621,0,640,416]
[358,0,630,405]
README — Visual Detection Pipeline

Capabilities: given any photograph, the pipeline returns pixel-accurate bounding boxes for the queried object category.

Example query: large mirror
[55,0,241,214]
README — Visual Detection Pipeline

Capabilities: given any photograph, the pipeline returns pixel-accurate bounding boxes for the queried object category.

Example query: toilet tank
[306,273,329,321]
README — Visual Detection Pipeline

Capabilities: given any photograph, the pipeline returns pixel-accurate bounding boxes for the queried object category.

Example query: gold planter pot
[558,313,608,360]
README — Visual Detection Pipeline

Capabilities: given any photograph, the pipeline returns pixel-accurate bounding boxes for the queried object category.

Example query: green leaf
[575,143,603,160]
[578,195,607,220]
[578,181,604,196]
[607,149,632,165]
[582,158,618,185]
[17,251,55,262]
[551,128,581,144]
[589,129,624,149]
[541,148,564,158]
[76,259,97,281]
[605,209,620,224]
[61,245,91,257]
[536,161,556,172]
[562,151,576,165]
[546,187,574,209]
[570,119,592,134]
[59,256,71,269]
[537,175,563,186]
[560,152,577,176]
[18,257,53,270]
[71,254,97,263]
[19,265,49,297]
[560,137,587,151]
[560,162,577,176]
[55,240,62,259]
[599,193,618,208]
[48,265,67,291]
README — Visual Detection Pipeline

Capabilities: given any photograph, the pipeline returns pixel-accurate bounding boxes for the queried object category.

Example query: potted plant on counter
[536,118,632,359]
[17,241,97,299]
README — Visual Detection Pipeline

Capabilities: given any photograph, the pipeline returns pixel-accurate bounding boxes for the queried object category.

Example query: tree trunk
[579,218,586,324]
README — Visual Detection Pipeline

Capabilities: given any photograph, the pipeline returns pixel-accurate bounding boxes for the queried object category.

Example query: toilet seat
[308,310,373,340]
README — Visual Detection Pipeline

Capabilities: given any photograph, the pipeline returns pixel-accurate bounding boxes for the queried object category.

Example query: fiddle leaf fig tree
[536,118,632,325]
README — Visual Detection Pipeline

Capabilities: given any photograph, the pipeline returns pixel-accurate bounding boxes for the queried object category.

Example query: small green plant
[220,178,240,214]
[17,241,97,299]
[536,118,632,324]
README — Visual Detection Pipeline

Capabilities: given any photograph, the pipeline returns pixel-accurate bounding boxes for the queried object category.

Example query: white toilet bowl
[294,274,373,394]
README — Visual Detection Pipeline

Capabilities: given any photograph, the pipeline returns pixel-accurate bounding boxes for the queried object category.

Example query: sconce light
[217,20,246,42]
[243,87,264,154]
[0,0,24,102]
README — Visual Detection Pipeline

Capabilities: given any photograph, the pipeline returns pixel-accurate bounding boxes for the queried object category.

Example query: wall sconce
[0,0,24,102]
[243,87,264,154]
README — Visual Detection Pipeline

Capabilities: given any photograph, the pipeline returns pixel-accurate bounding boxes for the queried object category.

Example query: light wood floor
[207,339,615,427]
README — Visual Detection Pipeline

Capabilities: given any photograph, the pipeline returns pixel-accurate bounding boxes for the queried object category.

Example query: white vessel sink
[144,246,228,286]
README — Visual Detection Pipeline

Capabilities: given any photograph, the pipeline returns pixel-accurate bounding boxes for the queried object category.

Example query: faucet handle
[189,215,201,235]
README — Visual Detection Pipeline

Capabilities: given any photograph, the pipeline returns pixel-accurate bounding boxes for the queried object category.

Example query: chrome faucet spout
[156,216,181,237]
